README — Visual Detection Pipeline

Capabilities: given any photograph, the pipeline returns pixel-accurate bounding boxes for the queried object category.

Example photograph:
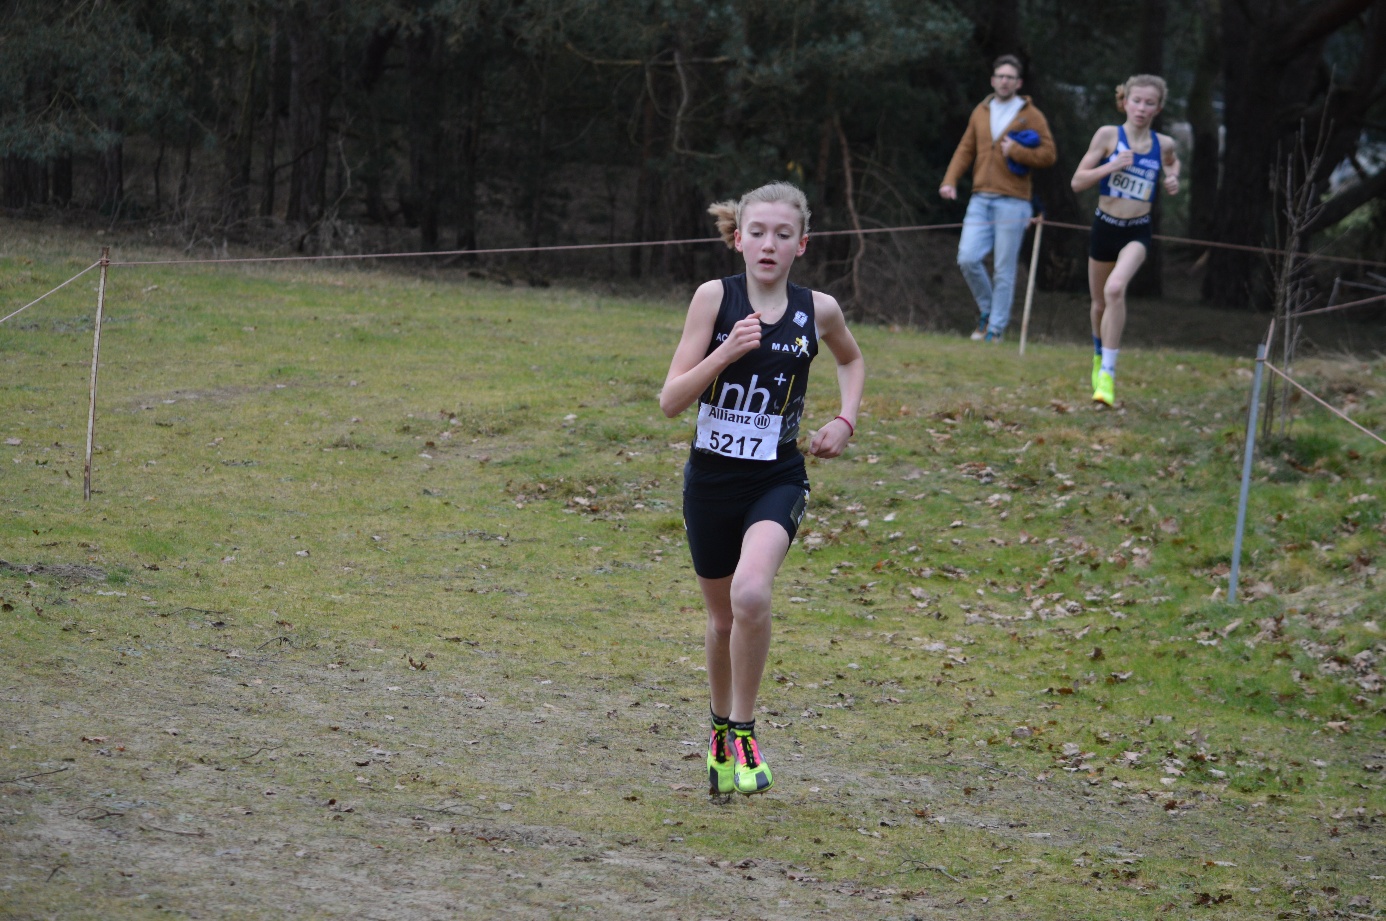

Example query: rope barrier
[0,261,102,325]
[105,236,726,268]
[1039,219,1386,271]
[88,217,1386,272]
[1262,360,1386,448]
[7,217,1382,330]
[1293,289,1386,319]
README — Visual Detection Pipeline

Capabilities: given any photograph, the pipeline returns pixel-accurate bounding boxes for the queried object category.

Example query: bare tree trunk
[455,60,484,251]
[260,21,280,218]
[404,19,442,250]
[101,121,124,215]
[629,88,658,279]
[178,126,194,209]
[286,0,330,230]
[1187,0,1221,245]
[1128,0,1166,297]
[835,112,865,312]
[153,141,165,212]
[526,50,551,256]
[223,38,258,227]
[1202,2,1281,307]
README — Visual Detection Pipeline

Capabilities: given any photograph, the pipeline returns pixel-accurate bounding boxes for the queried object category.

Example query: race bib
[695,403,782,461]
[1108,169,1154,202]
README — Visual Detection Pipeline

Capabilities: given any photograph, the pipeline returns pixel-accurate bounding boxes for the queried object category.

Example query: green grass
[1,229,1384,920]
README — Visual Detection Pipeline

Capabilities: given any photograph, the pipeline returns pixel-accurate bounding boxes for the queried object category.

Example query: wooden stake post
[1018,216,1044,356]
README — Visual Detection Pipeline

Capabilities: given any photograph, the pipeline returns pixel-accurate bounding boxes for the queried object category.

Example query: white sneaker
[970,329,986,341]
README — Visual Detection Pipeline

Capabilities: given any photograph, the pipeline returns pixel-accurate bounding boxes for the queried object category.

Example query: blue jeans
[957,193,1033,334]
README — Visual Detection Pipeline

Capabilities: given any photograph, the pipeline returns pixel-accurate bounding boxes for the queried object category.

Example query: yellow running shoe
[707,725,735,795]
[1093,370,1115,407]
[731,729,772,795]
[1092,354,1102,392]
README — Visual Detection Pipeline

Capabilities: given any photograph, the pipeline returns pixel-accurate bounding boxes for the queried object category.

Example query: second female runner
[1070,74,1181,407]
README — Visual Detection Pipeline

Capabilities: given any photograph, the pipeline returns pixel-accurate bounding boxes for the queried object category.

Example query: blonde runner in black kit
[684,274,816,578]
[660,182,864,797]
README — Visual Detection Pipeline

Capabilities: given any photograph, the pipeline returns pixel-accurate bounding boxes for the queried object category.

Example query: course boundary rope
[1293,289,1386,319]
[0,261,102,325]
[1262,360,1386,447]
[88,217,1386,272]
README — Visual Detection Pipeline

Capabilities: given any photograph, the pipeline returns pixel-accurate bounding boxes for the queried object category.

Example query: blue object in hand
[1006,129,1041,175]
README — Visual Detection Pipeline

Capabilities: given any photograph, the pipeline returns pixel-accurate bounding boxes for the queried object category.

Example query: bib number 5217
[706,429,764,457]
[694,403,781,461]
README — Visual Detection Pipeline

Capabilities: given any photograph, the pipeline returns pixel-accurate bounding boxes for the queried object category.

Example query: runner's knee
[729,577,773,621]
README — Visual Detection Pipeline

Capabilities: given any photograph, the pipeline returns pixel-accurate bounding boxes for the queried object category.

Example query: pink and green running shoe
[707,726,735,795]
[731,729,772,795]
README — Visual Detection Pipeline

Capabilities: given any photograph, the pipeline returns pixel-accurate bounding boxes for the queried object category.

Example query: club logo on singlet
[793,310,808,327]
[771,336,810,358]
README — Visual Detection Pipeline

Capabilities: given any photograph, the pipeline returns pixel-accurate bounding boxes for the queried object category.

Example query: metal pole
[1228,343,1267,604]
[83,247,110,502]
[1018,216,1044,356]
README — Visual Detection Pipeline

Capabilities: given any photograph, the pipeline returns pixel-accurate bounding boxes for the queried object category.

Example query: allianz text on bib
[695,403,782,461]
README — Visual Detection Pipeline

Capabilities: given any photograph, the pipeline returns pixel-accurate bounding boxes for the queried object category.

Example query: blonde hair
[708,181,811,249]
[1115,74,1167,112]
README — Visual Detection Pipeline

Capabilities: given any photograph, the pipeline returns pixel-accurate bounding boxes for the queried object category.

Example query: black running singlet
[693,275,818,462]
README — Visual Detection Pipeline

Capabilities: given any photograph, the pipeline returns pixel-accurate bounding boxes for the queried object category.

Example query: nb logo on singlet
[717,374,772,414]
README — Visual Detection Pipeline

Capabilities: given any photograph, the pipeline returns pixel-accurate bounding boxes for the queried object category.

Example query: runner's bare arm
[1160,134,1181,195]
[1070,126,1126,193]
[659,281,761,418]
[807,291,864,459]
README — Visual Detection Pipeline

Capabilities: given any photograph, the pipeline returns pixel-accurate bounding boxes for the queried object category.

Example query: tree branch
[1305,167,1386,235]
[1270,0,1376,63]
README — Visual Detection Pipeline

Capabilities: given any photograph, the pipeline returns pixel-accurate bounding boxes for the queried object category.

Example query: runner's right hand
[719,313,762,361]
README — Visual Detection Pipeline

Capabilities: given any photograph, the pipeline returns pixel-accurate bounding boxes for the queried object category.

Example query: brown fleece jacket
[941,95,1057,200]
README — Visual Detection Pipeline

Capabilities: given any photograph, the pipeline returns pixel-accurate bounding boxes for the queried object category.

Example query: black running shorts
[1089,209,1152,263]
[683,452,809,580]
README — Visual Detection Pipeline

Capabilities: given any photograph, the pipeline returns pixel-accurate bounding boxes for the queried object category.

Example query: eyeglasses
[992,73,1020,81]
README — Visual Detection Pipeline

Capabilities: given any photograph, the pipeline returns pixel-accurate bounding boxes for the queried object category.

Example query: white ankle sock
[1100,347,1119,376]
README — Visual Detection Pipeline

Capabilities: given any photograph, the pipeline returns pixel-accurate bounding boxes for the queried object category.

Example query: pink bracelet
[834,415,855,437]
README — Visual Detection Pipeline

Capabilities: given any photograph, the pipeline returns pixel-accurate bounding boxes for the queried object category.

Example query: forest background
[2,0,1385,324]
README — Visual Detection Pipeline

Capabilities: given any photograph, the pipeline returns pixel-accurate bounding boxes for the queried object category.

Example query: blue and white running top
[1098,125,1162,203]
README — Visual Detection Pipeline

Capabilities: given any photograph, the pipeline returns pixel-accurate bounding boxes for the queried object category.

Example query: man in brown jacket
[940,55,1056,342]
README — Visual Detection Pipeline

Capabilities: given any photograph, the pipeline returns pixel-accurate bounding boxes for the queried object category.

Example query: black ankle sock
[728,718,755,735]
[710,706,729,730]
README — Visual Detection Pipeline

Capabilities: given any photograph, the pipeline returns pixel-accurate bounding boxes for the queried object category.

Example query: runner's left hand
[808,418,851,458]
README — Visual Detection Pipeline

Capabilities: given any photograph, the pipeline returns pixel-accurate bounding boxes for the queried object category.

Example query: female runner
[1071,74,1181,406]
[660,181,864,796]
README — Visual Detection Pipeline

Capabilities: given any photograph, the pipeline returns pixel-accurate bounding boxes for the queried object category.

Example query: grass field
[2,228,1384,920]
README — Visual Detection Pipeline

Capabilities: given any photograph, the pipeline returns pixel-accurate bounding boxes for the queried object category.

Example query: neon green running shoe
[1092,354,1102,392]
[1093,370,1116,407]
[707,726,735,795]
[731,730,772,795]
